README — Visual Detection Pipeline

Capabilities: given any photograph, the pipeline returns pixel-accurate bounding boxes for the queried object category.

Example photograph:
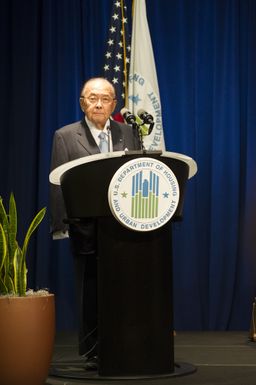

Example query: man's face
[80,79,117,129]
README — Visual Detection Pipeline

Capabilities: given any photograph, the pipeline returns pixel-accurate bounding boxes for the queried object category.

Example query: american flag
[103,0,131,119]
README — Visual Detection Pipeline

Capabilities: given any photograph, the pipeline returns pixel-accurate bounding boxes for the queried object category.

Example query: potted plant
[0,193,55,385]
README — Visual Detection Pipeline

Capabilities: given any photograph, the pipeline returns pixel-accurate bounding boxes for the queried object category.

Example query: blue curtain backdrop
[0,0,255,332]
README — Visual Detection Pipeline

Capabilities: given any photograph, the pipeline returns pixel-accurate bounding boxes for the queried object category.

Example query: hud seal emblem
[108,157,180,232]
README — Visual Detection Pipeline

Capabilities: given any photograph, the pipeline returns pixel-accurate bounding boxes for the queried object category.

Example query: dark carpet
[46,331,256,385]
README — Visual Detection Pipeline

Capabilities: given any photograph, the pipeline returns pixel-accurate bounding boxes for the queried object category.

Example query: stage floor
[46,331,256,385]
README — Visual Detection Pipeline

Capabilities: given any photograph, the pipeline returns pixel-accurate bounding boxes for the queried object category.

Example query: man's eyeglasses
[80,95,116,105]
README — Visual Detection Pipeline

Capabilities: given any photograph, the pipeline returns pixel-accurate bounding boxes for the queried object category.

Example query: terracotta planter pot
[0,294,55,385]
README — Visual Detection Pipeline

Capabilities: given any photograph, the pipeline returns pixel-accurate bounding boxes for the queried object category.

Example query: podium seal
[108,157,180,232]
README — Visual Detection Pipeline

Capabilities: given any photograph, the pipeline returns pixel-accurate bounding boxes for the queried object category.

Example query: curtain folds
[0,0,255,331]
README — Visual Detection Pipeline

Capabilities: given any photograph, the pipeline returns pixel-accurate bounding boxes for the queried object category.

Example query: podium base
[49,361,197,381]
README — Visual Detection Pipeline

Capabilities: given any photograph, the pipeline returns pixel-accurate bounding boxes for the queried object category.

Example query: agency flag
[128,0,165,150]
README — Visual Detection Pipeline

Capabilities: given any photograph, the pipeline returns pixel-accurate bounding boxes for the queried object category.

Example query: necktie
[98,132,109,153]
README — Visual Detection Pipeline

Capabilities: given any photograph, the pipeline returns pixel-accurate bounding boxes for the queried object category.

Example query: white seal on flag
[108,157,180,232]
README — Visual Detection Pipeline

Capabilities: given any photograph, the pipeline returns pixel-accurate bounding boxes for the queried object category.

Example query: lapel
[75,118,125,154]
[75,119,100,155]
[110,120,124,151]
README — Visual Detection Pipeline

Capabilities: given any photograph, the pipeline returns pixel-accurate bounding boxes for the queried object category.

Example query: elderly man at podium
[50,77,139,370]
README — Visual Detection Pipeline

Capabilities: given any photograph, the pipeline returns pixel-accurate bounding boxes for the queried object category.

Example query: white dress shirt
[85,116,113,152]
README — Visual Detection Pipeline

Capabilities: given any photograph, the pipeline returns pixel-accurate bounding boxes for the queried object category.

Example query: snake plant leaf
[15,245,26,296]
[0,223,7,272]
[0,277,7,294]
[21,207,46,261]
[4,272,15,294]
[0,197,10,281]
[0,197,8,240]
[0,194,46,296]
[8,193,18,259]
[19,259,27,297]
[12,246,19,294]
[0,223,8,294]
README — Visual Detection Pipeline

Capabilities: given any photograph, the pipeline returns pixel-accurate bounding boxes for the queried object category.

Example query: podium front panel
[97,217,174,376]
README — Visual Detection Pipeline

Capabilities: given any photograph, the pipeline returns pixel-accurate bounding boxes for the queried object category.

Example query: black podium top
[49,150,197,220]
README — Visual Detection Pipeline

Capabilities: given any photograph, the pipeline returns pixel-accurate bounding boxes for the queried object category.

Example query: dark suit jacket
[50,118,139,234]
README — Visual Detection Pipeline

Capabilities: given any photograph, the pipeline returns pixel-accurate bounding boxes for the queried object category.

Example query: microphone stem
[140,133,145,151]
[148,122,154,135]
[107,127,111,152]
[132,123,144,150]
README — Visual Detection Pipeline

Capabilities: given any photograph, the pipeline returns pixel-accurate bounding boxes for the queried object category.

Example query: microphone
[137,109,154,125]
[120,108,137,125]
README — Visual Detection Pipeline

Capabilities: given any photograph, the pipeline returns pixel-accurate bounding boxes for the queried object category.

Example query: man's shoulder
[110,119,131,132]
[55,120,84,135]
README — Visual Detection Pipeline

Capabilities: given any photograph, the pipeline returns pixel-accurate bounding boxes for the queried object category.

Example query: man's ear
[79,97,84,112]
[111,99,117,114]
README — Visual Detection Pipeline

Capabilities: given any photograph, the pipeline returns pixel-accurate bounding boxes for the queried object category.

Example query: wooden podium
[50,150,197,379]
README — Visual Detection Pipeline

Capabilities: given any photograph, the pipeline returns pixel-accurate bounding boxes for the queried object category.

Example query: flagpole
[120,0,128,106]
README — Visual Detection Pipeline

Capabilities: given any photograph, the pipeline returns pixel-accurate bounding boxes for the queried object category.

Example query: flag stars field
[103,0,131,113]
